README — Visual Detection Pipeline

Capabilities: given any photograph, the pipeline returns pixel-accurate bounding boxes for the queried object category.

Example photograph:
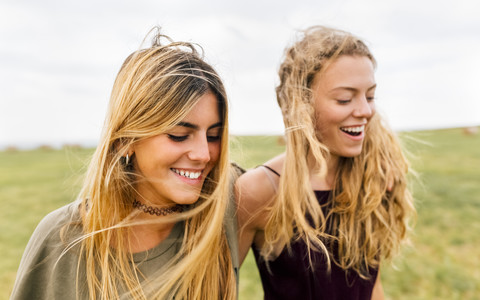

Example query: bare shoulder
[236,168,275,218]
[235,153,285,230]
[235,154,285,263]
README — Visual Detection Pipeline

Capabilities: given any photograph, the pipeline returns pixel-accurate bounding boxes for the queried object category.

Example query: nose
[187,135,211,163]
[353,97,375,118]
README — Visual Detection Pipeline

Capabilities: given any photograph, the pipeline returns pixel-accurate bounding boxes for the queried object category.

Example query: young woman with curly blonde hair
[12,29,238,300]
[236,26,415,299]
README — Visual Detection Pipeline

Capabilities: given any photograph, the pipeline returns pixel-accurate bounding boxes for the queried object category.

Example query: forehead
[312,55,375,91]
[180,91,220,122]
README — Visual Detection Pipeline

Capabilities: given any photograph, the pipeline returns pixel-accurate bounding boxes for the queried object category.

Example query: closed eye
[167,134,188,142]
[207,135,221,142]
[337,99,351,104]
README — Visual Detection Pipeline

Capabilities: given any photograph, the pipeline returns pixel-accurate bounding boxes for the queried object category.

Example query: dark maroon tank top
[252,190,378,300]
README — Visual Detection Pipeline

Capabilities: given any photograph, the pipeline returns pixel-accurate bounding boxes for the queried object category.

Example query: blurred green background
[1,129,479,299]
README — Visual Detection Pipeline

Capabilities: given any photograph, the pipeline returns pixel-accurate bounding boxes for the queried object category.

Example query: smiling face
[132,91,222,206]
[312,55,376,160]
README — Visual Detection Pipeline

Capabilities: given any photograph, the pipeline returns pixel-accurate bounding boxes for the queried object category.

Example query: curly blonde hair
[263,26,415,278]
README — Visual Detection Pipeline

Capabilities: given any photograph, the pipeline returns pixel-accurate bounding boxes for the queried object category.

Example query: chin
[347,151,364,157]
[338,147,364,158]
[175,193,202,205]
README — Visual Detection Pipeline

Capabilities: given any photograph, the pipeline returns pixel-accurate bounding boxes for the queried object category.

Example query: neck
[127,199,183,253]
[128,221,176,253]
[307,151,339,190]
[133,199,184,216]
[128,203,180,253]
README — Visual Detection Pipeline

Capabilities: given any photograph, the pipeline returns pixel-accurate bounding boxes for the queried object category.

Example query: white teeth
[341,125,365,133]
[172,168,201,179]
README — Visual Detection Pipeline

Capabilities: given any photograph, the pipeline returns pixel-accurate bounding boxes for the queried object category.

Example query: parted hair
[71,28,236,299]
[263,25,415,278]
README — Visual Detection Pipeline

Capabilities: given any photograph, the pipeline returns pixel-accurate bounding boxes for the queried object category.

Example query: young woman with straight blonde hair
[11,29,238,299]
[236,26,416,299]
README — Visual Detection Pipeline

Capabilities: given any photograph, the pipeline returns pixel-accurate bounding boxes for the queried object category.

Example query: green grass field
[1,129,479,299]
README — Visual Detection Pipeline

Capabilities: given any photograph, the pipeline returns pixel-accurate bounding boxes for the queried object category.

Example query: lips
[340,125,365,137]
[171,168,202,179]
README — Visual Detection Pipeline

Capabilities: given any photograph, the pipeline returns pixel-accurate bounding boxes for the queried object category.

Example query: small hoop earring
[125,154,130,165]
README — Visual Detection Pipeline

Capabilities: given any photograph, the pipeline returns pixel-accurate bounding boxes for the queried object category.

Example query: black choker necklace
[132,200,185,216]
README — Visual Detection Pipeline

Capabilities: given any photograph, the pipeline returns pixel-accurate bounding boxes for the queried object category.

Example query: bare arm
[371,269,385,300]
[235,167,277,264]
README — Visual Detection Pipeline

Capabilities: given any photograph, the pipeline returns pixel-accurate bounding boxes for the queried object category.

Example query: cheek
[314,107,341,136]
[314,119,332,144]
[370,103,376,117]
[314,118,326,136]
[314,107,327,134]
[209,143,221,165]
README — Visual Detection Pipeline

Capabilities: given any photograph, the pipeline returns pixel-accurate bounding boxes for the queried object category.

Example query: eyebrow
[331,84,377,92]
[176,121,223,130]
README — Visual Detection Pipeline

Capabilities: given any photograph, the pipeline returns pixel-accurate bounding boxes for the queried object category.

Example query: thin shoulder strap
[261,165,280,177]
[258,165,280,192]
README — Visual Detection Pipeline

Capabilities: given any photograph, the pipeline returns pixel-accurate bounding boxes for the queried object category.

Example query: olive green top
[10,165,242,299]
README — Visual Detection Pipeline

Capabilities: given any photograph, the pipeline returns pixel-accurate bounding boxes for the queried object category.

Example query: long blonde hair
[71,29,235,299]
[264,26,415,278]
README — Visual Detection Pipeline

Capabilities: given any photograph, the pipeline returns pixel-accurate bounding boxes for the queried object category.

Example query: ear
[126,148,134,157]
[114,138,134,158]
[122,144,135,167]
[125,147,135,161]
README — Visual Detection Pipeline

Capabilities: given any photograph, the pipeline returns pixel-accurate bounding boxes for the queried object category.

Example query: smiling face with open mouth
[312,55,376,160]
[132,91,222,206]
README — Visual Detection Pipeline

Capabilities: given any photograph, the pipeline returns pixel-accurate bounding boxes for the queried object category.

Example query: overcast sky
[1,0,479,148]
